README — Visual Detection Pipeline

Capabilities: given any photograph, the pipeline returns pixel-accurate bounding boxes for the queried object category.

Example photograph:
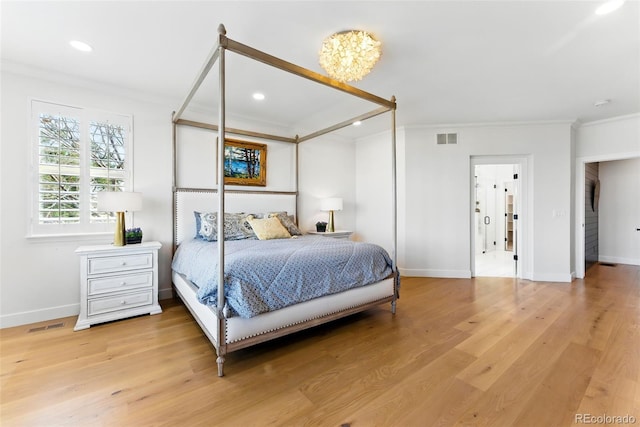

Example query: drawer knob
[120,261,126,266]
[120,281,126,286]
[121,300,126,305]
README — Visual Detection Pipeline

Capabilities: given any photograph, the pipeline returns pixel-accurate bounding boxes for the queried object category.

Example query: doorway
[473,163,518,277]
[575,154,640,279]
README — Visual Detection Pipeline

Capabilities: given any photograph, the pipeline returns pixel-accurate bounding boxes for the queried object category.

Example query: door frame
[470,155,531,279]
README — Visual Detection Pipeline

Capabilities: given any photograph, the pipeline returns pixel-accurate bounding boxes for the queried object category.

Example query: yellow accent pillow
[246,215,292,240]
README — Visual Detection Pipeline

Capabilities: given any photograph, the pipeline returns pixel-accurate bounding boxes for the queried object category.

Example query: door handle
[484,216,490,225]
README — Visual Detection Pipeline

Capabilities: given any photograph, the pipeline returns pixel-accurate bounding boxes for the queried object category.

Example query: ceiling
[2,1,639,138]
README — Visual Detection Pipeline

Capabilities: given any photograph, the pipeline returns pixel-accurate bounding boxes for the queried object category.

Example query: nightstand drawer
[88,290,153,316]
[88,272,153,296]
[88,253,153,275]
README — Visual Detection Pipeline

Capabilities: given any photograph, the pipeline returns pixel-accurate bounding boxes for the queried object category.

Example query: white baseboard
[0,303,79,329]
[399,267,573,282]
[398,268,472,279]
[530,272,573,283]
[520,270,534,281]
[2,287,175,329]
[599,255,640,266]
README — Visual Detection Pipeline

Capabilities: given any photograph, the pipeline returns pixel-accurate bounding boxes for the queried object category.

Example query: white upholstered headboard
[174,189,297,246]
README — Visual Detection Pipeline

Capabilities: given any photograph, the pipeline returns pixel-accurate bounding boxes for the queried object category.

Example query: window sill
[26,232,113,244]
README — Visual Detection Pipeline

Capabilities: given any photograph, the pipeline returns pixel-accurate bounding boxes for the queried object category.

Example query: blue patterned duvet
[171,235,394,318]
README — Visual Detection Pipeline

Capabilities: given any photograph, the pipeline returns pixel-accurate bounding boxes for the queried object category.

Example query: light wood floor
[1,263,638,427]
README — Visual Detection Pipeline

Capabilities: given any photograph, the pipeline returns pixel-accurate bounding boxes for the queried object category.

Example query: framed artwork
[220,138,267,186]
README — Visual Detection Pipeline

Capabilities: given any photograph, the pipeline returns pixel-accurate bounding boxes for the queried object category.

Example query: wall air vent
[436,133,458,145]
[28,322,65,333]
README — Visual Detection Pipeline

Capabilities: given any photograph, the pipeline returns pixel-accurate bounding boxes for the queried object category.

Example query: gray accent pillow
[269,212,302,236]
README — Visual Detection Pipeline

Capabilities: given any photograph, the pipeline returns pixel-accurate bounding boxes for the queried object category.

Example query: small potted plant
[125,227,143,245]
[315,221,327,232]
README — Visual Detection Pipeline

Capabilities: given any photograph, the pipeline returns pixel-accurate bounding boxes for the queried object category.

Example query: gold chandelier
[319,30,382,83]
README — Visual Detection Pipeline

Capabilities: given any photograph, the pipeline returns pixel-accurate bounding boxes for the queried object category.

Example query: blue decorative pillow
[194,211,256,241]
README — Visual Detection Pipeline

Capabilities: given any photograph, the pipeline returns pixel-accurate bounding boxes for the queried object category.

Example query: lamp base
[114,211,126,246]
[327,210,335,233]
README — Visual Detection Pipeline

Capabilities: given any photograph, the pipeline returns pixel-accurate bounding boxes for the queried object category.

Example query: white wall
[174,123,356,234]
[0,65,357,328]
[390,122,574,282]
[0,67,174,327]
[174,118,298,191]
[576,114,640,159]
[354,129,400,256]
[598,158,640,265]
[298,135,356,233]
[354,115,639,283]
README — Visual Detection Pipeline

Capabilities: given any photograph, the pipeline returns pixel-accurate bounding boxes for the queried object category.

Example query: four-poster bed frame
[171,24,398,376]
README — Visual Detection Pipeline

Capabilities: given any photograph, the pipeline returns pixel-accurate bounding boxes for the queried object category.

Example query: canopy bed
[171,24,398,376]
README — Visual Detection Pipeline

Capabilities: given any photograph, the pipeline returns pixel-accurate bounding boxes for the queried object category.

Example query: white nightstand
[307,230,353,240]
[74,241,162,331]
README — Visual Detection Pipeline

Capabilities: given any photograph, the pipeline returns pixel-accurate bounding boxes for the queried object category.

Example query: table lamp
[97,191,143,246]
[320,197,343,233]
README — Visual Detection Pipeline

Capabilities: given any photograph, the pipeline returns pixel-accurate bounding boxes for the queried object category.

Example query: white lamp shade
[320,197,343,211]
[97,191,143,212]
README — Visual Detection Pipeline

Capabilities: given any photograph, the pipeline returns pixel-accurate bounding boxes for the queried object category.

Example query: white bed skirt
[172,271,395,345]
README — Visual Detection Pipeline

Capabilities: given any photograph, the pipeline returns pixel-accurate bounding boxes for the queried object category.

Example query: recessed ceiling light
[252,93,265,101]
[69,40,92,52]
[595,0,625,15]
[352,121,362,126]
[594,99,611,107]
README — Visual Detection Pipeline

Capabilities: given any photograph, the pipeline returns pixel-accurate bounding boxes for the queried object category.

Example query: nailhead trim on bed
[225,296,389,343]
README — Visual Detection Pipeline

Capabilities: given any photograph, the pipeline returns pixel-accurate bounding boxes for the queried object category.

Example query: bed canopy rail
[297,104,393,143]
[172,24,396,142]
[172,24,397,376]
[173,118,298,144]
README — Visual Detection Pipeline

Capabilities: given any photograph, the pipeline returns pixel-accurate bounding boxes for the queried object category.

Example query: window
[31,100,132,236]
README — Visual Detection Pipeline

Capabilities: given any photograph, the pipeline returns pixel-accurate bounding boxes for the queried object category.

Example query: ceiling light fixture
[252,92,265,101]
[319,30,381,83]
[69,40,93,52]
[352,121,362,126]
[595,0,625,15]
